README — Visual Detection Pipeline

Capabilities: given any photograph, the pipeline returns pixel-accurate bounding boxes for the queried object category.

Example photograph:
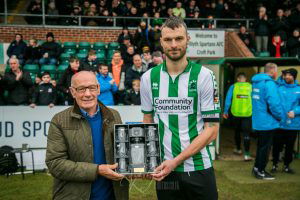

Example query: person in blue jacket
[251,63,284,180]
[272,68,300,174]
[96,64,118,105]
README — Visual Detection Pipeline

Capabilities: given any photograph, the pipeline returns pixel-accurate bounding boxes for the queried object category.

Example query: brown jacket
[46,101,129,200]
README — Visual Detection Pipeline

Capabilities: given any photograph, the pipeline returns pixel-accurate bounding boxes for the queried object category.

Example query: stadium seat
[37,40,45,46]
[108,42,119,50]
[63,42,77,51]
[256,51,270,57]
[60,59,69,65]
[60,53,71,61]
[23,64,39,74]
[57,64,69,79]
[107,49,115,59]
[41,64,57,79]
[5,65,10,73]
[93,42,106,52]
[78,42,91,50]
[78,48,89,54]
[64,49,76,55]
[29,73,37,82]
[76,53,87,61]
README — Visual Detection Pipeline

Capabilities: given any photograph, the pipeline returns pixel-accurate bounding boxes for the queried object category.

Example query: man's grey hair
[161,16,188,34]
[264,63,277,73]
[9,57,19,65]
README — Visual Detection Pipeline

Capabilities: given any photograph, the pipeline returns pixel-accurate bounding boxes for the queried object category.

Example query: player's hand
[98,163,124,181]
[29,103,36,108]
[152,160,178,181]
[48,103,54,108]
[288,111,295,119]
[223,113,229,119]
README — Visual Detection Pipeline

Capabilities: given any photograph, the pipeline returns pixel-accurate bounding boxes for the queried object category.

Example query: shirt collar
[80,105,100,118]
[162,58,191,73]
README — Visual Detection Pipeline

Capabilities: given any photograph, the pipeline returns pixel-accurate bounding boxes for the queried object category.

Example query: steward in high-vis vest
[223,72,253,161]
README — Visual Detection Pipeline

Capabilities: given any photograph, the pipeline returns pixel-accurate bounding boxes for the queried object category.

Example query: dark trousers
[156,167,218,200]
[254,130,275,172]
[233,116,252,152]
[272,129,298,167]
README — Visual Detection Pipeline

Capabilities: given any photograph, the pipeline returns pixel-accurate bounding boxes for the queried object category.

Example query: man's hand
[223,113,229,119]
[109,79,115,85]
[98,163,124,181]
[15,70,22,81]
[288,111,295,119]
[151,159,178,181]
[48,103,54,108]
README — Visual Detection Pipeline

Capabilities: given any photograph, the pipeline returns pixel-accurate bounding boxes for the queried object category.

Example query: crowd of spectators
[24,0,300,28]
[1,31,164,107]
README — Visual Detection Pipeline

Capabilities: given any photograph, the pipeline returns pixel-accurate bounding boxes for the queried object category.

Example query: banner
[187,30,225,57]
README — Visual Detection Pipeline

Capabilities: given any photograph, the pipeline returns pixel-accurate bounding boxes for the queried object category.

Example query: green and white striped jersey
[141,60,220,172]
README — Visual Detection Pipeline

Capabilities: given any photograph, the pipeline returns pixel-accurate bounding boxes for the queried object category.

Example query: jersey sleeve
[140,71,154,114]
[198,67,221,122]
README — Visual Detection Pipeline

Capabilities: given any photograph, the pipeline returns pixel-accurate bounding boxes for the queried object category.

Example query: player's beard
[164,45,187,62]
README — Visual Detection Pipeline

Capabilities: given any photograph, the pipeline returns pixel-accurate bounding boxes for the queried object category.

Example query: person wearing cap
[39,32,62,65]
[272,68,300,174]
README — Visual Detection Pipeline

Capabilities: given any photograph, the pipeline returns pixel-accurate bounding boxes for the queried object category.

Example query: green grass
[1,160,299,200]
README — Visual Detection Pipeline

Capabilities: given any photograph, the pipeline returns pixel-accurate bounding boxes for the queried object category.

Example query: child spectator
[30,71,56,108]
[270,34,286,58]
[24,39,41,65]
[124,79,141,105]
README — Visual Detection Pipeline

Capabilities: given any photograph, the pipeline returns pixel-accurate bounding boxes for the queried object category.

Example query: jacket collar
[71,101,114,123]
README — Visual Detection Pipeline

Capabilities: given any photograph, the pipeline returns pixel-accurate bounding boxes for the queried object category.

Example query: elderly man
[46,71,129,200]
[125,54,147,89]
[3,58,33,105]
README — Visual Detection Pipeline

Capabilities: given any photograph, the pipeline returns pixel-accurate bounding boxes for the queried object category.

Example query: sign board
[187,30,225,57]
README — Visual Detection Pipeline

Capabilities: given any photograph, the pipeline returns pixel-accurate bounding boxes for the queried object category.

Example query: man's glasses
[72,85,98,93]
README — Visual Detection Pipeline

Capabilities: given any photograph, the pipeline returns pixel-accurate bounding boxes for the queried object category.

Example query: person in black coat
[254,6,270,53]
[125,54,147,89]
[238,26,255,51]
[287,28,300,57]
[124,79,141,105]
[57,56,82,105]
[81,50,100,72]
[0,74,5,105]
[7,34,27,65]
[134,21,154,53]
[117,27,133,44]
[30,72,57,108]
[26,0,42,24]
[3,58,33,105]
[24,39,41,64]
[39,32,62,65]
[270,9,289,41]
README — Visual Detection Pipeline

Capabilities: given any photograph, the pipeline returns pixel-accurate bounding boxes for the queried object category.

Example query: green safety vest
[231,82,252,117]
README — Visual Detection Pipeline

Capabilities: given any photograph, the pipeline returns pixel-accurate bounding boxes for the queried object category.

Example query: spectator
[251,63,283,180]
[57,56,81,105]
[30,71,57,108]
[29,75,41,103]
[159,0,168,17]
[186,0,200,19]
[96,64,118,105]
[125,54,147,89]
[119,35,132,58]
[124,79,141,105]
[110,0,125,17]
[152,25,162,51]
[172,1,186,19]
[46,1,59,25]
[3,58,33,105]
[238,26,254,51]
[289,2,300,30]
[98,0,107,14]
[117,27,133,44]
[39,32,62,65]
[270,34,286,58]
[166,8,174,18]
[124,0,133,16]
[123,45,135,66]
[254,6,270,53]
[7,33,27,66]
[24,39,41,65]
[141,51,153,69]
[148,51,163,69]
[65,6,81,26]
[202,15,215,29]
[272,68,300,174]
[271,9,289,42]
[223,72,253,161]
[151,12,163,27]
[287,28,300,57]
[84,11,99,26]
[99,9,113,26]
[150,0,161,16]
[109,51,126,105]
[26,0,42,24]
[82,0,90,15]
[126,7,140,27]
[139,0,149,17]
[82,50,99,71]
[134,21,154,53]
